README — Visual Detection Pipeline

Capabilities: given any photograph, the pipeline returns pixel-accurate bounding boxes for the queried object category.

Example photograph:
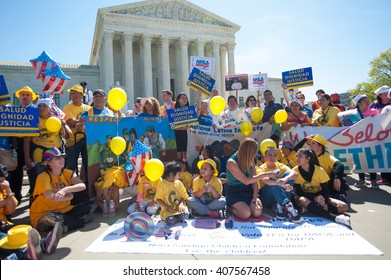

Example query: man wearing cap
[80,81,93,106]
[24,99,70,199]
[370,85,390,112]
[63,84,91,179]
[80,89,114,119]
[7,86,37,203]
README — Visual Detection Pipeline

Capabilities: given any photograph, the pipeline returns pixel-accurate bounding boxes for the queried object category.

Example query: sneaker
[26,228,42,260]
[5,253,18,260]
[335,214,351,227]
[284,201,302,223]
[371,180,379,189]
[275,204,286,220]
[43,222,62,255]
[218,209,226,219]
[354,180,366,188]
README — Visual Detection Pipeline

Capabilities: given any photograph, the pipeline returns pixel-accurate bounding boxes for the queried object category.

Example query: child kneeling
[155,161,189,226]
[187,159,226,218]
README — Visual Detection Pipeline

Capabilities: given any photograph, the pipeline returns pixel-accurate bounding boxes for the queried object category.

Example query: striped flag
[42,93,66,119]
[125,140,152,187]
[41,64,71,94]
[30,51,58,80]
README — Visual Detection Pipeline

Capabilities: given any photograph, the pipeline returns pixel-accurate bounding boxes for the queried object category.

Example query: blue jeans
[259,172,293,207]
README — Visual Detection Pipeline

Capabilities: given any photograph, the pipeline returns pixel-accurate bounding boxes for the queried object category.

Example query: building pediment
[100,0,240,29]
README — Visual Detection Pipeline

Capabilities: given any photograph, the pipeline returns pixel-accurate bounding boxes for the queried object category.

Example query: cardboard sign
[0,105,40,136]
[282,67,313,88]
[190,56,215,75]
[249,73,269,91]
[225,74,249,91]
[187,68,215,98]
[167,105,198,129]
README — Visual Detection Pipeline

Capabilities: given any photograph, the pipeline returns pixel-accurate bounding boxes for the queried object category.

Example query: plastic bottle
[108,200,116,217]
[102,199,109,217]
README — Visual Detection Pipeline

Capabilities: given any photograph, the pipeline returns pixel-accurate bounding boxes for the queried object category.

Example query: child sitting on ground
[155,161,189,226]
[127,173,161,216]
[187,159,226,218]
[0,165,18,232]
[177,160,193,195]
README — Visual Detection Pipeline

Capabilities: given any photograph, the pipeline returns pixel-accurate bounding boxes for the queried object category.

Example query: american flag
[40,64,71,94]
[30,51,58,80]
[125,140,152,187]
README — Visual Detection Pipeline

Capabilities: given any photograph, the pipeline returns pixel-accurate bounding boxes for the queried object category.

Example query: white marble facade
[90,0,241,105]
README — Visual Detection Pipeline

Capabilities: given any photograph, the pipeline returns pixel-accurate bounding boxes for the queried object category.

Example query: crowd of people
[0,80,390,259]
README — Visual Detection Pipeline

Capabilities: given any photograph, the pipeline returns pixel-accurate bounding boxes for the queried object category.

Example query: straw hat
[15,86,37,100]
[0,224,32,249]
[67,84,85,96]
[197,158,218,176]
[307,134,328,149]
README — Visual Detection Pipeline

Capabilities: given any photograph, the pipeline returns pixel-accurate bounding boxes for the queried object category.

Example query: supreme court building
[91,0,240,104]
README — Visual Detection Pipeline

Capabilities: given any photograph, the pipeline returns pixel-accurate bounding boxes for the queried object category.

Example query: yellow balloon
[110,136,126,156]
[251,107,264,123]
[209,96,226,115]
[275,109,288,124]
[260,139,277,155]
[240,121,253,136]
[144,159,164,182]
[46,117,61,133]
[108,87,127,111]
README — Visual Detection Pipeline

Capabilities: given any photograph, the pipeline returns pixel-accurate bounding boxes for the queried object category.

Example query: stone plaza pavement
[8,173,391,260]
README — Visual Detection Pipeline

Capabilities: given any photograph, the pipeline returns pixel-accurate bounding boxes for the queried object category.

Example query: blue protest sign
[0,75,10,105]
[0,105,40,136]
[282,67,313,88]
[167,105,198,129]
[187,67,215,97]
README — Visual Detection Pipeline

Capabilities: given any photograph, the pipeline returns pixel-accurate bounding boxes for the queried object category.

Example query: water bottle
[102,199,109,217]
[108,200,116,217]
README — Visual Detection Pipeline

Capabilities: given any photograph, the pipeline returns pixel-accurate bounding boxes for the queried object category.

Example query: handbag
[0,148,18,171]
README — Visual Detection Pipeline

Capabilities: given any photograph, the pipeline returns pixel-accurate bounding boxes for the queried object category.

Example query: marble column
[143,35,153,97]
[220,46,227,99]
[197,40,204,57]
[227,43,236,75]
[161,36,171,91]
[213,42,221,92]
[180,38,189,95]
[123,33,134,107]
[102,32,114,91]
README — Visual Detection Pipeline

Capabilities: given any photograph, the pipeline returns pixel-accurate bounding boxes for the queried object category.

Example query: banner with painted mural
[249,73,269,91]
[0,105,40,136]
[284,113,391,173]
[225,74,249,91]
[167,105,198,129]
[190,56,215,75]
[282,67,313,88]
[187,123,273,164]
[186,67,215,98]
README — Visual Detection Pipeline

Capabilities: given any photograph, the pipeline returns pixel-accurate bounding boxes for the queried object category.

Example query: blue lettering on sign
[195,60,209,68]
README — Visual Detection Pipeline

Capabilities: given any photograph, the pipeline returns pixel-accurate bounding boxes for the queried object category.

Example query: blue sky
[1,0,390,101]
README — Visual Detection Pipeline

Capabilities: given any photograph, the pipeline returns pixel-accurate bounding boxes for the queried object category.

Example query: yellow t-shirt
[257,161,291,189]
[312,106,342,127]
[154,179,189,220]
[317,153,338,175]
[63,103,91,147]
[179,171,193,191]
[281,150,297,168]
[192,176,222,197]
[136,176,160,200]
[293,165,330,193]
[32,118,63,162]
[30,169,74,227]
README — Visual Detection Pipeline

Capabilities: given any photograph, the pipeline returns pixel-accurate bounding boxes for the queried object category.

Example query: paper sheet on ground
[85,217,382,256]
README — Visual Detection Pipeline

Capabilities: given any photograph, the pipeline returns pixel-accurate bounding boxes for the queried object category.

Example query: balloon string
[202,123,213,150]
[116,116,120,167]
